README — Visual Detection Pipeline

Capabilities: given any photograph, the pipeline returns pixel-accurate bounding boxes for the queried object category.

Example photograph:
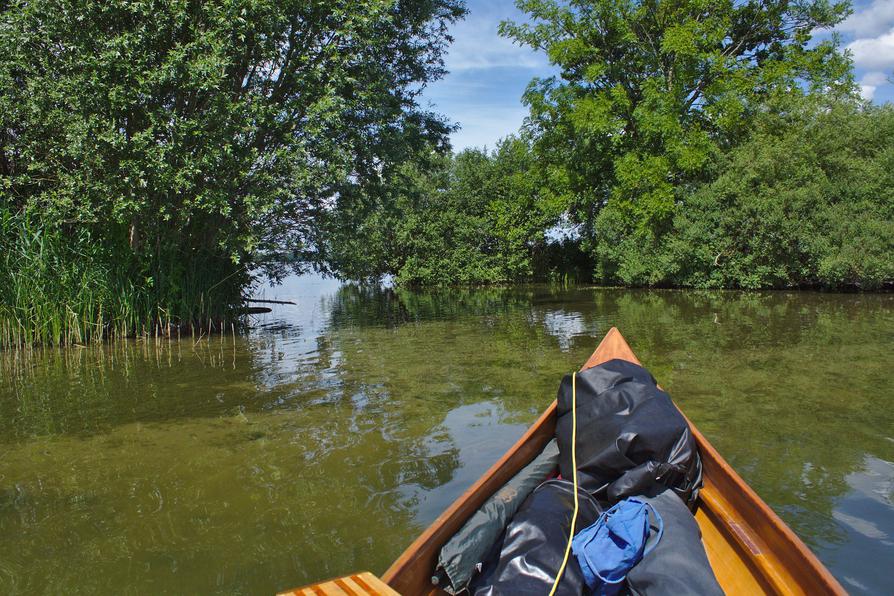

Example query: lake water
[1,275,892,594]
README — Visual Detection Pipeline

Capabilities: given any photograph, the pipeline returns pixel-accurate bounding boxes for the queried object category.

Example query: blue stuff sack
[571,497,664,595]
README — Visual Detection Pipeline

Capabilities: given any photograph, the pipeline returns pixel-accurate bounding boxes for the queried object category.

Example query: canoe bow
[382,327,845,595]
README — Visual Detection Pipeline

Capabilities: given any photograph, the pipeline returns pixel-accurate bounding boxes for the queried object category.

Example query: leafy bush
[658,101,894,289]
[324,136,575,286]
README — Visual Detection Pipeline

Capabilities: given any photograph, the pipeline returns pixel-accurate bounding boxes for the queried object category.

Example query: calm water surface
[1,276,892,594]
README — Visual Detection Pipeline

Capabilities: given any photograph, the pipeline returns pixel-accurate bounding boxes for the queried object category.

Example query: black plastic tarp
[436,359,713,595]
[627,486,724,595]
[470,479,602,596]
[470,483,723,596]
[435,439,560,594]
[555,359,703,506]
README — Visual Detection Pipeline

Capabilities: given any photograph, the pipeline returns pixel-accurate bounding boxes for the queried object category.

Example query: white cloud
[862,71,891,85]
[422,1,556,149]
[449,106,529,151]
[846,27,894,70]
[858,71,890,99]
[858,84,875,100]
[838,0,894,38]
[444,3,547,72]
[423,63,534,150]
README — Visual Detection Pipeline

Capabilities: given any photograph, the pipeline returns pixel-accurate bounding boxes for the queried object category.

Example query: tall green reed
[0,209,246,350]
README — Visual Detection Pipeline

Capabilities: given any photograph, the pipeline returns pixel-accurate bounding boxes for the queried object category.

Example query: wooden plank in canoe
[382,327,846,595]
[278,571,399,596]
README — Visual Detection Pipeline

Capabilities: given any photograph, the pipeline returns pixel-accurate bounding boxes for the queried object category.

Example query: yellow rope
[549,371,578,596]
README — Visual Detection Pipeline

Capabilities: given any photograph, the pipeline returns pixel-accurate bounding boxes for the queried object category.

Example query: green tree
[323,136,568,285]
[0,0,464,344]
[665,99,894,289]
[501,0,855,284]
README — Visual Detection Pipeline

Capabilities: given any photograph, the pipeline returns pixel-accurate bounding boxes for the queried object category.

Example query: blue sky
[423,0,894,152]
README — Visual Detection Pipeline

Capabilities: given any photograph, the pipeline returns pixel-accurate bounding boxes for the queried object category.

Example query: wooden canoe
[382,327,845,595]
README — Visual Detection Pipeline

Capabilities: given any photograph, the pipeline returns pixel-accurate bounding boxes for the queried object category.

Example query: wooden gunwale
[382,327,845,595]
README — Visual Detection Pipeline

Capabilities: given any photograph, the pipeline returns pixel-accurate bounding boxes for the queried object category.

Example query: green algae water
[1,276,892,594]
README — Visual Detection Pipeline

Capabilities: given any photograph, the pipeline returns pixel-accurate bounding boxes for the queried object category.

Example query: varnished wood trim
[688,421,845,594]
[585,328,843,594]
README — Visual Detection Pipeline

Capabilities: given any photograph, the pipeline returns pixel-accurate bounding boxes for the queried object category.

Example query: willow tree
[0,0,464,330]
[501,0,855,284]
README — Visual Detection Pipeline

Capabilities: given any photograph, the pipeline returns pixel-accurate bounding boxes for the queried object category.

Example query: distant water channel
[1,275,892,594]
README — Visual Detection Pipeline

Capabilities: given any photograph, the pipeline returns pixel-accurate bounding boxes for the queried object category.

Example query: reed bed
[0,211,245,350]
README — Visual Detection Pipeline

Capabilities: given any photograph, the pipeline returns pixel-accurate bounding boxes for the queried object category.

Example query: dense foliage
[323,136,586,285]
[0,0,463,346]
[334,0,890,289]
[1,0,891,348]
[500,0,857,283]
[661,101,894,289]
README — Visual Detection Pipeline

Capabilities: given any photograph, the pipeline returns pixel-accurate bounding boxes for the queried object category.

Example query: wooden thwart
[278,571,400,596]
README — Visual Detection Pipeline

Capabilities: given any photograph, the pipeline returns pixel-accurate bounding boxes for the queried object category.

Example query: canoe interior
[382,327,845,595]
